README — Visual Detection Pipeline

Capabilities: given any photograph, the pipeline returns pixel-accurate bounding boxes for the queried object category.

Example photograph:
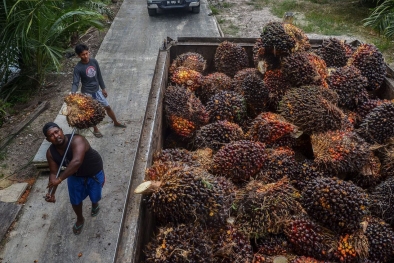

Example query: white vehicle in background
[147,0,200,16]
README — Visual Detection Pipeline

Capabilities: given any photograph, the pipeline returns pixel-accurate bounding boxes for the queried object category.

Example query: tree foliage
[364,0,394,39]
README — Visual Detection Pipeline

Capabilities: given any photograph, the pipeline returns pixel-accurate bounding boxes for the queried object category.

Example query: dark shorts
[67,170,105,205]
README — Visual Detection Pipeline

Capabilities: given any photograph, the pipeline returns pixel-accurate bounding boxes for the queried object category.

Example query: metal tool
[47,128,76,196]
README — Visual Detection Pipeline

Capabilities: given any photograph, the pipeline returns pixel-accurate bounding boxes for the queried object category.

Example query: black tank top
[49,134,103,177]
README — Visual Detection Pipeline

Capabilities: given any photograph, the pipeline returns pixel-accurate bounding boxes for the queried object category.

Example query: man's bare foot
[114,123,126,128]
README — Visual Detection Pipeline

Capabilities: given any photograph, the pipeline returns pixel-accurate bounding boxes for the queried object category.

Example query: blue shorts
[67,170,105,205]
[88,90,109,107]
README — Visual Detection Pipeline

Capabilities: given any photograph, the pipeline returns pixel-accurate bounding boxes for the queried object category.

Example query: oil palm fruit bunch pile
[246,112,299,147]
[196,72,232,104]
[63,93,105,129]
[301,177,369,233]
[164,85,209,138]
[362,217,394,262]
[144,21,394,262]
[264,69,291,110]
[136,165,235,226]
[211,140,266,183]
[357,101,394,144]
[317,38,353,68]
[259,22,310,57]
[205,90,247,124]
[311,130,370,174]
[256,147,299,183]
[235,177,304,237]
[214,41,249,77]
[369,176,394,226]
[170,66,203,91]
[347,43,386,91]
[283,216,337,260]
[326,66,369,110]
[169,52,207,74]
[282,52,328,88]
[193,120,244,151]
[279,86,344,134]
[144,223,214,263]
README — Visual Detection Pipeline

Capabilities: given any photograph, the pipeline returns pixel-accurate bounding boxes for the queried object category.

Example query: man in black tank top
[43,122,105,235]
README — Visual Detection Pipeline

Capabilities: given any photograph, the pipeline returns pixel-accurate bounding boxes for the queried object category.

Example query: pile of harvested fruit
[135,21,394,263]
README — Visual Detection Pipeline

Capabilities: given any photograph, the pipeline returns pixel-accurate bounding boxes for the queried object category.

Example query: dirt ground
[0,1,124,192]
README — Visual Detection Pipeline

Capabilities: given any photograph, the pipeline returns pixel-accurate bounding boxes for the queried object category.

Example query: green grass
[224,23,240,36]
[247,0,270,9]
[210,5,219,15]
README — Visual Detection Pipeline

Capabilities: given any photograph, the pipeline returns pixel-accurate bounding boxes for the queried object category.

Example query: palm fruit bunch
[334,232,369,263]
[239,69,270,117]
[164,85,209,138]
[264,69,291,110]
[168,52,207,74]
[317,38,353,68]
[143,223,214,263]
[153,147,194,163]
[348,153,382,189]
[253,255,294,263]
[253,38,282,75]
[170,66,203,91]
[235,177,304,237]
[232,68,259,93]
[193,120,244,151]
[256,147,300,183]
[302,177,369,233]
[369,176,394,226]
[63,93,106,129]
[209,224,254,263]
[259,22,310,57]
[205,90,247,124]
[282,52,328,88]
[290,256,333,263]
[290,160,332,191]
[311,130,370,174]
[211,140,266,183]
[363,217,394,262]
[278,86,344,134]
[246,112,299,147]
[214,41,249,77]
[196,72,232,104]
[284,217,337,261]
[326,65,369,110]
[355,98,392,119]
[357,101,394,144]
[347,43,386,91]
[255,234,294,256]
[138,165,235,226]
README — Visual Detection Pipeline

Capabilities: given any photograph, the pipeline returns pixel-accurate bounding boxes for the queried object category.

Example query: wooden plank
[0,101,49,150]
[0,202,21,242]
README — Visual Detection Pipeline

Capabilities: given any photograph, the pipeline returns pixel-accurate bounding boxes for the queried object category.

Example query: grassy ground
[211,0,394,63]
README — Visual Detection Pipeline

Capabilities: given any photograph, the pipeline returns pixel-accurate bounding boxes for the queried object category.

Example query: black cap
[43,122,60,136]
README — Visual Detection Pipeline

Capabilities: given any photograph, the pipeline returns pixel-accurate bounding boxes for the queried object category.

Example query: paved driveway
[0,0,220,262]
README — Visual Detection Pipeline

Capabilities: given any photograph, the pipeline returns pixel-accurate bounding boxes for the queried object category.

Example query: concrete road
[0,0,220,262]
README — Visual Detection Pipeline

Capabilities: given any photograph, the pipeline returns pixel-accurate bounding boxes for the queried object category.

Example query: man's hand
[47,177,61,188]
[102,89,108,98]
[45,193,56,203]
